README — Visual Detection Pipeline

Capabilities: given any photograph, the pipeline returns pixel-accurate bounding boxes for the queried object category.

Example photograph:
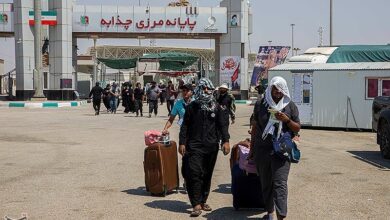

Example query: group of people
[161,77,300,220]
[90,76,300,219]
[88,80,179,117]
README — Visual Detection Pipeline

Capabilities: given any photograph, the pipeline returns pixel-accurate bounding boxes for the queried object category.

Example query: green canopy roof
[327,45,390,63]
[97,58,137,69]
[140,52,198,71]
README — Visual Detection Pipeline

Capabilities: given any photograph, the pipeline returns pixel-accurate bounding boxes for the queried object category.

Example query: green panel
[235,100,248,104]
[42,102,58,108]
[140,52,198,71]
[71,102,78,107]
[29,11,57,16]
[9,102,25,107]
[97,58,137,69]
[327,45,390,63]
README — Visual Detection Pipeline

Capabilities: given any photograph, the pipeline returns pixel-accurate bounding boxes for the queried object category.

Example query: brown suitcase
[144,140,179,196]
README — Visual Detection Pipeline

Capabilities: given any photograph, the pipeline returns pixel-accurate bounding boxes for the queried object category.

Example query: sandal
[190,209,202,217]
[201,204,212,212]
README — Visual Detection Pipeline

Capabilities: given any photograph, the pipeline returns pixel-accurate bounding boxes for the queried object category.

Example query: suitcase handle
[158,135,171,146]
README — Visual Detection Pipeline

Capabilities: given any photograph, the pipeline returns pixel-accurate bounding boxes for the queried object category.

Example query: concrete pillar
[14,0,35,100]
[72,37,78,90]
[219,0,251,99]
[214,37,220,86]
[49,0,74,100]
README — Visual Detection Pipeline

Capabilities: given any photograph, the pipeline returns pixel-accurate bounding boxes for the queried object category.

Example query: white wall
[14,0,34,90]
[49,0,73,90]
[270,69,390,129]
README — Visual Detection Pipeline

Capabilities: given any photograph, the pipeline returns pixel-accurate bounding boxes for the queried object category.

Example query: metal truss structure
[90,45,216,70]
[89,45,256,71]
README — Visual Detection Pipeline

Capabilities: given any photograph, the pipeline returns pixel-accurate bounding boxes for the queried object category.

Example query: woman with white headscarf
[179,78,231,217]
[250,76,300,220]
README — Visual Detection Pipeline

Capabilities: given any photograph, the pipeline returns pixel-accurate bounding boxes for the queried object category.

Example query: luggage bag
[144,140,179,196]
[231,164,265,210]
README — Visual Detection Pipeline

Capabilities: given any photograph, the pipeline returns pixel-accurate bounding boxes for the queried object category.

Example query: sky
[1,0,390,72]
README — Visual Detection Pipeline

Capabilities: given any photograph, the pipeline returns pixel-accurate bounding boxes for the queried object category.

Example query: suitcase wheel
[233,202,239,211]
[163,185,168,197]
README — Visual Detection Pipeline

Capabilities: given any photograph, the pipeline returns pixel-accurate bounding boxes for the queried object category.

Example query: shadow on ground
[122,187,184,197]
[212,184,231,194]
[121,187,150,197]
[348,151,390,170]
[144,200,191,214]
[203,206,264,220]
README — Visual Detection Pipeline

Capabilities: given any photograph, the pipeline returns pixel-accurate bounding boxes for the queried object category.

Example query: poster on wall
[250,46,290,87]
[230,14,239,27]
[292,73,313,125]
[220,56,240,90]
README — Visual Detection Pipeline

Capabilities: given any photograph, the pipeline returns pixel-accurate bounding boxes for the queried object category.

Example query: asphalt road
[0,104,389,220]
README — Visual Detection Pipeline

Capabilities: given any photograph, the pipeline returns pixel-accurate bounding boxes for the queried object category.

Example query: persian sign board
[73,5,227,34]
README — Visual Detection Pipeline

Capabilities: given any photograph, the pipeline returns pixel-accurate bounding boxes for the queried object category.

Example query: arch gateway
[0,0,252,100]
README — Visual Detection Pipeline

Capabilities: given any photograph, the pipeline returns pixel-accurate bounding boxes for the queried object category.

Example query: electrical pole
[290,24,295,56]
[33,0,45,98]
[330,0,333,46]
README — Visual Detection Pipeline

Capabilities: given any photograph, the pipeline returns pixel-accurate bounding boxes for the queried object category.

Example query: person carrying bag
[249,76,301,220]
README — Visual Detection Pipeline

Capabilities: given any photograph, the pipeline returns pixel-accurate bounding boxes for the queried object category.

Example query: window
[241,43,245,58]
[367,78,378,98]
[382,80,390,96]
[366,77,390,99]
[60,79,72,89]
[43,72,48,89]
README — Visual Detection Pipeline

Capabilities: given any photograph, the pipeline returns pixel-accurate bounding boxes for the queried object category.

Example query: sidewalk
[0,100,88,108]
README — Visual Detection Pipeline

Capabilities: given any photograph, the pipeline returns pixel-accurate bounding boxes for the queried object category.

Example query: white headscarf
[262,76,291,140]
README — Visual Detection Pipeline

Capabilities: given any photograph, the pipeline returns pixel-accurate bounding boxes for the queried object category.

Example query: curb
[0,100,88,108]
[235,100,252,105]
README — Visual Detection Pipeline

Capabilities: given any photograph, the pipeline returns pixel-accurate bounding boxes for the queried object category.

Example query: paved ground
[0,103,389,220]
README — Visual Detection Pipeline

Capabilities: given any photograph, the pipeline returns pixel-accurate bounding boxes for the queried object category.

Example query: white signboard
[0,4,13,33]
[73,5,227,34]
[220,56,241,90]
[292,73,313,125]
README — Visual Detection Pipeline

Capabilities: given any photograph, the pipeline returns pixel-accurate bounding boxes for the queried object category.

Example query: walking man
[89,82,104,115]
[162,83,193,134]
[109,82,120,114]
[179,78,230,217]
[146,81,161,118]
[216,83,236,124]
[166,80,177,116]
[103,84,111,112]
[134,82,144,117]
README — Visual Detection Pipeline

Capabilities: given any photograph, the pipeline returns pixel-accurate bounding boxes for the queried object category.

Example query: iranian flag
[29,11,57,26]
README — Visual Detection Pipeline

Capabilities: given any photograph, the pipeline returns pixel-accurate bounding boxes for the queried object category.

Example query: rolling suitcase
[230,141,264,210]
[231,164,265,210]
[144,140,179,196]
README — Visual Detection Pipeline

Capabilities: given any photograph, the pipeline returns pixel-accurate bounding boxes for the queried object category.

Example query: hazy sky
[1,0,390,71]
